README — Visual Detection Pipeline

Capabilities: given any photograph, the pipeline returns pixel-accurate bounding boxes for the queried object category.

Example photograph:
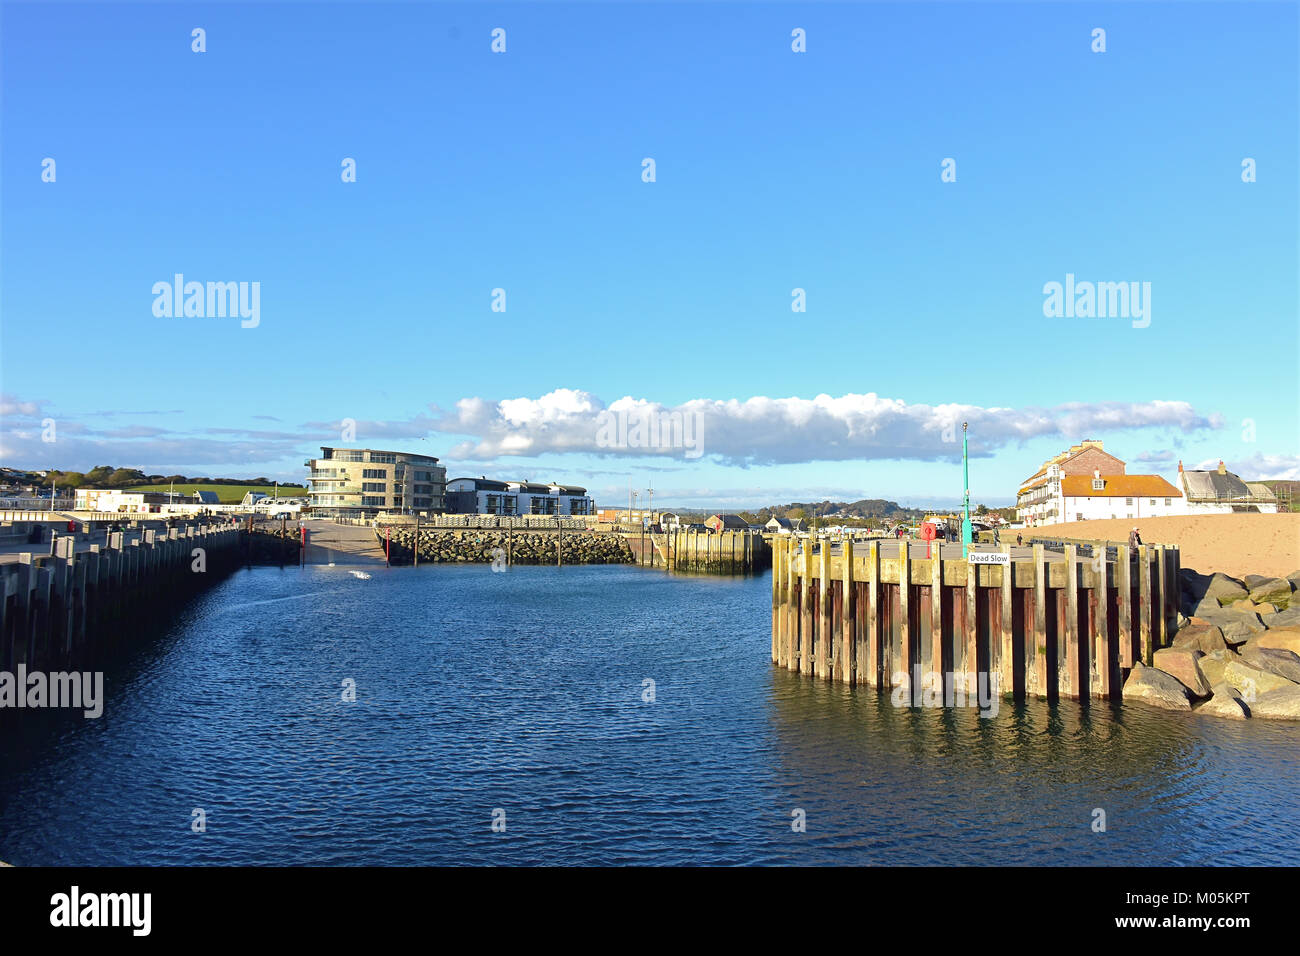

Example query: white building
[74,489,171,513]
[1057,471,1186,522]
[1177,460,1279,514]
[444,478,593,516]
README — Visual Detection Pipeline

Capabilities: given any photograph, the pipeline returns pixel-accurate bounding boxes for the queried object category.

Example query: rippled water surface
[1,564,1297,865]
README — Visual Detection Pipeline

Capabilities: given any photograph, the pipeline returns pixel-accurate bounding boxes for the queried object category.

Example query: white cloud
[431,389,1223,466]
[1193,453,1300,481]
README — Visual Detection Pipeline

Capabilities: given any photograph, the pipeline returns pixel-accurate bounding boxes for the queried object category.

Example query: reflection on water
[0,565,1295,865]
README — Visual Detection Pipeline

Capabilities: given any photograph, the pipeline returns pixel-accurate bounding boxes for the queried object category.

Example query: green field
[133,483,306,504]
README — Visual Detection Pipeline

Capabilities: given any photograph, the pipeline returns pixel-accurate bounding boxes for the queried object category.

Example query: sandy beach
[1024,513,1300,579]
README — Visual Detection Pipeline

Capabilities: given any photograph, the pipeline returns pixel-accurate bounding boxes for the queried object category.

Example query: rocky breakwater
[379,528,633,565]
[1123,567,1300,720]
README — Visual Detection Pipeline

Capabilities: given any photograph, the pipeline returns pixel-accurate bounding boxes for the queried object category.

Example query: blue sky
[2,1,1297,509]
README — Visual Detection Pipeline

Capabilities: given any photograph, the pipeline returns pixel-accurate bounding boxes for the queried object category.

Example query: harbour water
[1,564,1297,866]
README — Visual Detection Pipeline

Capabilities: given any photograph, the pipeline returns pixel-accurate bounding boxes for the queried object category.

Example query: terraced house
[1016,440,1185,525]
[306,447,446,517]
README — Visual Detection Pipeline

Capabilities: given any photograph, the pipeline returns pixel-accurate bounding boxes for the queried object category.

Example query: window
[1076,513,1083,521]
[1092,478,1104,491]
[1125,497,1133,506]
[362,482,386,492]
[362,469,386,479]
[1164,498,1171,507]
[369,452,396,464]
[415,484,432,495]
[1149,499,1156,506]
[362,496,385,507]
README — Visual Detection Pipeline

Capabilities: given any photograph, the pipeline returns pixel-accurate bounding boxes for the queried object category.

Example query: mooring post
[841,537,854,685]
[1063,544,1079,698]
[898,539,911,698]
[963,552,977,687]
[929,545,942,695]
[817,540,831,679]
[1138,544,1152,665]
[866,540,880,687]
[1093,546,1110,698]
[1117,544,1133,667]
[998,544,1014,697]
[1168,545,1181,642]
[800,542,813,675]
[771,537,782,664]
[1032,543,1047,697]
[786,538,798,672]
[1155,544,1167,650]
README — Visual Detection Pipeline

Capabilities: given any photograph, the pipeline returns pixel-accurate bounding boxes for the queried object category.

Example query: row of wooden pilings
[0,525,243,672]
[649,529,770,573]
[770,536,1181,699]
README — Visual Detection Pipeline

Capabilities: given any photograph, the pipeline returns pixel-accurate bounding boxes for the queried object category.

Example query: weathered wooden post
[1138,544,1153,665]
[841,537,854,684]
[786,538,798,672]
[1093,546,1110,699]
[928,546,942,693]
[1063,544,1079,698]
[866,540,880,687]
[962,552,977,688]
[1118,544,1133,668]
[1032,543,1047,697]
[771,537,782,664]
[998,544,1013,696]
[898,539,911,698]
[800,542,813,675]
[1155,544,1167,650]
[817,540,831,679]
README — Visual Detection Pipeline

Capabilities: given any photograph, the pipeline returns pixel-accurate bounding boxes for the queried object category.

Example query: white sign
[969,552,1011,566]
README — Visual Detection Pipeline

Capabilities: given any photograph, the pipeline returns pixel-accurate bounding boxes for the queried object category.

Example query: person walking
[1128,527,1142,548]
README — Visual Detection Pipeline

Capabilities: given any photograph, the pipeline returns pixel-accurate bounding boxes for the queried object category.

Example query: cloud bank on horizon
[6,386,1288,464]
[429,389,1227,466]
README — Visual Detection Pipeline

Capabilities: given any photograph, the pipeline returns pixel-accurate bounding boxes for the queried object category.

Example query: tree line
[27,466,304,491]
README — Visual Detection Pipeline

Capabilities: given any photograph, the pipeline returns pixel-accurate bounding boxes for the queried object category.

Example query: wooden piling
[998,544,1014,697]
[1032,543,1047,697]
[841,537,854,685]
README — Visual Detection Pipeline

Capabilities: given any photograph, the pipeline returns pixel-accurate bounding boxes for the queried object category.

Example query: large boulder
[1260,607,1300,630]
[1195,683,1250,719]
[1190,608,1266,645]
[1206,573,1249,606]
[1172,624,1229,655]
[1122,662,1192,711]
[1199,650,1233,688]
[1243,574,1274,590]
[1256,626,1300,655]
[1248,577,1293,610]
[1223,659,1296,700]
[1238,643,1300,684]
[1152,647,1211,697]
[1248,686,1300,720]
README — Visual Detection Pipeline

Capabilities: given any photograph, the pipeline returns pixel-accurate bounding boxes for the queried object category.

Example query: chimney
[1093,469,1100,479]
[1217,460,1226,475]
[1177,460,1183,472]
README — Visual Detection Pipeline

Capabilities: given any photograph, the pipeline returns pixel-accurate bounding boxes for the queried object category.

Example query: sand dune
[1023,513,1300,579]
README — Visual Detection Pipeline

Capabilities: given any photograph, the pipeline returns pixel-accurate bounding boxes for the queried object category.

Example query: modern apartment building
[444,477,594,516]
[306,447,446,517]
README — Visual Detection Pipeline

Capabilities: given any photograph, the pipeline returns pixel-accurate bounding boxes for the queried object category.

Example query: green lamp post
[961,421,972,558]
